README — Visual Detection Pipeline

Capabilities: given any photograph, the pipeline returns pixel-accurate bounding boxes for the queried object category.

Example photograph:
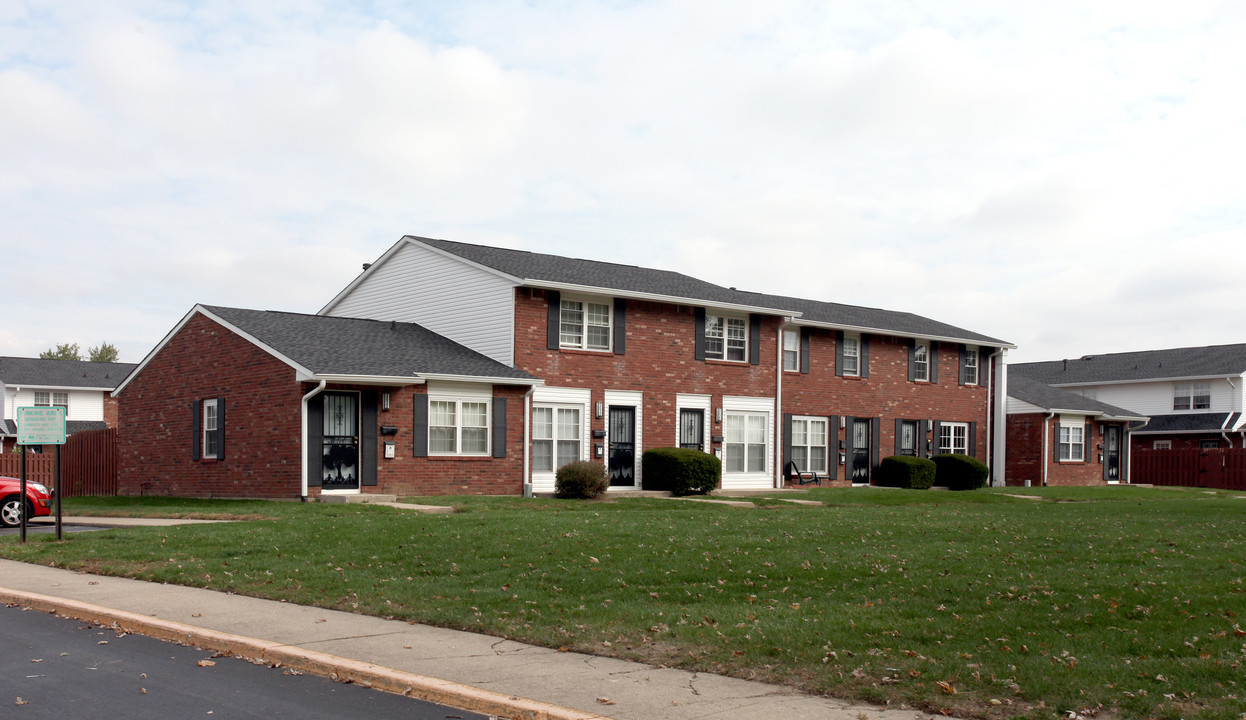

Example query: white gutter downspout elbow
[301,379,327,501]
[992,349,1008,487]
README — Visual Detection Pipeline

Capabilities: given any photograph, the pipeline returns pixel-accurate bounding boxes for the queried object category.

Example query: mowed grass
[3,487,1244,720]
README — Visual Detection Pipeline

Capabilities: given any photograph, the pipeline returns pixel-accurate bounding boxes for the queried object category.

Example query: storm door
[321,392,360,490]
[851,419,871,483]
[679,409,704,450]
[608,406,636,486]
[1104,425,1121,482]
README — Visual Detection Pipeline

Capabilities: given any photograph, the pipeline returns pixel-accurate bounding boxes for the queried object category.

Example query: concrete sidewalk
[0,559,945,720]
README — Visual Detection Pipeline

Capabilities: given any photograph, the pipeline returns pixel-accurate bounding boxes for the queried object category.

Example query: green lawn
[3,487,1244,720]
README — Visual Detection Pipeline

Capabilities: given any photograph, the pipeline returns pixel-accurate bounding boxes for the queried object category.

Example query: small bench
[785,461,821,486]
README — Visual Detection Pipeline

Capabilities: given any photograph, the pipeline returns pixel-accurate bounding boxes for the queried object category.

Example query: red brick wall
[514,290,780,475]
[102,395,120,428]
[1005,413,1119,486]
[117,312,305,498]
[783,334,993,485]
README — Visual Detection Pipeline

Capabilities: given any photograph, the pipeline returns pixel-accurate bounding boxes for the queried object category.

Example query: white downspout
[301,379,327,501]
[1042,411,1054,487]
[523,386,535,497]
[776,322,785,489]
[992,348,1009,487]
[1224,377,1237,448]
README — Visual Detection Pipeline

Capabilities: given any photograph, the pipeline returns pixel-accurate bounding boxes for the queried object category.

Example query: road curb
[0,587,608,720]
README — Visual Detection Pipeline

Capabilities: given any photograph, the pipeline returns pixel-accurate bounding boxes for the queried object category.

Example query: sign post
[16,407,66,542]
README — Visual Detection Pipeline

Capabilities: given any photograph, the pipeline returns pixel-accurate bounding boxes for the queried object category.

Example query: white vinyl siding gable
[10,387,105,422]
[1075,380,1234,417]
[324,241,517,366]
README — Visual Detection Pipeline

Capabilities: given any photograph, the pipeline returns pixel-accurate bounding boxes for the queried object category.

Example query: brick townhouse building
[116,235,1013,498]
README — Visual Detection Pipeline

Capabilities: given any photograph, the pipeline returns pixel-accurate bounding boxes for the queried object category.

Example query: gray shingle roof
[202,306,536,382]
[1011,343,1246,385]
[414,236,1011,346]
[1007,376,1147,419]
[1133,412,1240,434]
[0,357,136,390]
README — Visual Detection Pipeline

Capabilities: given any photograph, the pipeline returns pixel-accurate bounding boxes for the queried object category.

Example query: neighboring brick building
[1005,376,1146,486]
[0,356,136,454]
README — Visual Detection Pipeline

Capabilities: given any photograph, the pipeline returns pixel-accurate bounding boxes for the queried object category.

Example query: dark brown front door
[608,407,636,486]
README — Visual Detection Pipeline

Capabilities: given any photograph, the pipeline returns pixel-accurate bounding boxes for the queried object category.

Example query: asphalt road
[1,604,490,719]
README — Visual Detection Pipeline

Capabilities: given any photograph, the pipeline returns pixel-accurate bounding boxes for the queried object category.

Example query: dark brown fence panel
[1133,447,1246,490]
[0,451,56,486]
[62,428,118,496]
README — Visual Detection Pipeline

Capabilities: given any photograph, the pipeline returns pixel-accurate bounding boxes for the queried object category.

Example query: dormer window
[560,297,612,351]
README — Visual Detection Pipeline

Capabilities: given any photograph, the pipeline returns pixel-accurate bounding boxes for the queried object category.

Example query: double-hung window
[1173,382,1210,411]
[202,399,219,459]
[705,316,747,362]
[963,348,979,385]
[724,411,767,473]
[34,391,69,410]
[912,342,929,382]
[790,416,828,473]
[560,298,611,351]
[429,399,490,455]
[532,406,582,472]
[1058,423,1084,461]
[841,334,860,376]
[783,329,800,371]
[938,421,968,455]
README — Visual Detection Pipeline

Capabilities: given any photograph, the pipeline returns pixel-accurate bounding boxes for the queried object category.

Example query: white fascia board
[416,373,543,387]
[528,280,803,317]
[113,307,201,396]
[296,373,426,386]
[791,319,1015,349]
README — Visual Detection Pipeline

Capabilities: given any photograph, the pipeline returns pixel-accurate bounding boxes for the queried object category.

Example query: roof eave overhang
[791,318,1014,349]
[526,280,803,317]
[418,373,543,387]
[1047,372,1246,388]
[10,384,118,392]
[295,373,427,386]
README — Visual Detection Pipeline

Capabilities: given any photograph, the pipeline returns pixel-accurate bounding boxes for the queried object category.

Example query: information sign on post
[17,406,67,445]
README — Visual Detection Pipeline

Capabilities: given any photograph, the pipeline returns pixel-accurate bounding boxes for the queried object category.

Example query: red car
[0,476,53,528]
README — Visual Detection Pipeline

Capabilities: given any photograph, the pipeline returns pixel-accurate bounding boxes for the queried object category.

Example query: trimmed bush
[932,453,990,491]
[877,455,936,489]
[641,448,721,496]
[554,460,609,499]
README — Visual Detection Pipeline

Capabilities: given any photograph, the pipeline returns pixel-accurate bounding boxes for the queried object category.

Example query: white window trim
[706,314,748,363]
[790,415,829,473]
[559,295,613,352]
[531,403,586,478]
[782,328,800,372]
[842,333,860,377]
[1057,418,1085,462]
[202,398,219,460]
[963,348,979,385]
[428,397,492,456]
[912,341,929,382]
[938,421,968,455]
[675,393,711,451]
[1153,439,1172,450]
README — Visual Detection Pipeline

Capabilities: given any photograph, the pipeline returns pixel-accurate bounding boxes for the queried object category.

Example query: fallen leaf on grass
[936,681,957,695]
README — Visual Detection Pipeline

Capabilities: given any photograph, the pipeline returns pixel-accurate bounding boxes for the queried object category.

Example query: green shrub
[641,448,721,496]
[554,460,609,499]
[877,455,936,489]
[932,454,989,491]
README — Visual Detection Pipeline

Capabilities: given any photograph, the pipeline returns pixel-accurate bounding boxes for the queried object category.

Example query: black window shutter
[361,391,378,486]
[799,328,811,374]
[613,299,626,355]
[306,394,323,487]
[907,339,917,382]
[782,413,793,476]
[870,418,881,480]
[860,335,870,378]
[969,421,977,459]
[931,343,940,384]
[191,400,201,460]
[959,345,969,385]
[492,397,508,458]
[835,331,845,377]
[412,394,429,458]
[546,290,561,350]
[932,420,942,457]
[979,347,989,387]
[749,314,762,365]
[216,397,226,461]
[1053,418,1060,464]
[895,418,904,454]
[694,308,706,360]
[828,415,839,480]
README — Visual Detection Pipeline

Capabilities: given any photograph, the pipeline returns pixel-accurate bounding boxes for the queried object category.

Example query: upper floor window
[560,297,612,351]
[938,421,968,455]
[841,334,860,376]
[912,342,929,382]
[34,391,69,409]
[706,315,747,362]
[429,399,490,455]
[202,399,220,459]
[1153,439,1172,450]
[783,329,800,371]
[962,348,979,385]
[1173,382,1210,411]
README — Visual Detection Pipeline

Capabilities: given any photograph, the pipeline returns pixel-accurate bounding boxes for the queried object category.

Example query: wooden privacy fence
[1131,447,1246,491]
[0,428,118,496]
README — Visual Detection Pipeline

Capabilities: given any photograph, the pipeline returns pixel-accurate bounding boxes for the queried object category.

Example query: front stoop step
[318,494,398,504]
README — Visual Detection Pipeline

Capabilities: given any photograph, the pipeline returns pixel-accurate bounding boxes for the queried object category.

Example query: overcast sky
[3,1,1243,366]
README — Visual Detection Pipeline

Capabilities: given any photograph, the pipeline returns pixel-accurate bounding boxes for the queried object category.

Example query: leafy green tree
[88,343,120,363]
[39,342,81,361]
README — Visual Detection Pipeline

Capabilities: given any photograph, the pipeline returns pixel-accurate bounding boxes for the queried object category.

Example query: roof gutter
[417,373,543,387]
[525,280,804,318]
[295,373,427,386]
